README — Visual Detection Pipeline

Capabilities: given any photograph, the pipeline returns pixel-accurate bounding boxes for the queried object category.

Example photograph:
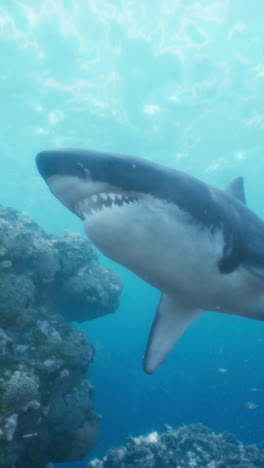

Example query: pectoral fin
[144,294,201,374]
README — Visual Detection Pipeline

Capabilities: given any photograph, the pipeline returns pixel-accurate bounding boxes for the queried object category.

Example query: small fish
[244,401,260,409]
[217,368,229,373]
[21,432,39,439]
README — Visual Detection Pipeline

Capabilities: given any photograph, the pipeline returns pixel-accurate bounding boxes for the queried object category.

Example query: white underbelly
[84,198,264,319]
[123,239,264,319]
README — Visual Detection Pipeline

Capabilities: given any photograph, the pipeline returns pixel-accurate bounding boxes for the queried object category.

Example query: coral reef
[0,205,122,322]
[0,205,122,468]
[88,423,264,468]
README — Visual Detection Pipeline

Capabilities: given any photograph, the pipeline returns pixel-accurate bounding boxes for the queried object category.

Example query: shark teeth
[75,191,138,218]
[91,194,98,203]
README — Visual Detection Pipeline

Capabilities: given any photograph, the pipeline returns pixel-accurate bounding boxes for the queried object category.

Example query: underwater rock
[0,205,122,467]
[0,205,122,322]
[2,371,40,412]
[0,311,98,468]
[88,423,264,468]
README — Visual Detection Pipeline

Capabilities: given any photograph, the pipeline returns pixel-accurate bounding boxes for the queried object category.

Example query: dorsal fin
[225,177,246,204]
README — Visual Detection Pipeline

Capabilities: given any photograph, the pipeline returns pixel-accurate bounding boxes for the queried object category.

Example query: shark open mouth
[74,191,139,218]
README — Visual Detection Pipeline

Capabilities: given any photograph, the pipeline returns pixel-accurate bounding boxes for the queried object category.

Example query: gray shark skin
[36,149,264,374]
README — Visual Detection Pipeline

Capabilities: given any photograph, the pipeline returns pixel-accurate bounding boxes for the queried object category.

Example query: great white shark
[36,149,264,374]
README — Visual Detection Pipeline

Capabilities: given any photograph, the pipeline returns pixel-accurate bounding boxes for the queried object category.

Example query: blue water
[1,1,264,466]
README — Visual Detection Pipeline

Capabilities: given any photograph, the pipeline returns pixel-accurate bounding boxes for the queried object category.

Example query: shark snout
[36,149,133,217]
[36,149,92,181]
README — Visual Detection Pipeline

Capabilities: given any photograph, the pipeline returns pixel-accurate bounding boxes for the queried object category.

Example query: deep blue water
[57,265,264,467]
[1,1,264,466]
[59,264,264,467]
[78,271,264,465]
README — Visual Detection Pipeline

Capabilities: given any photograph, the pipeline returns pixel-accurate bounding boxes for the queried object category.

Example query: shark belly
[84,198,264,373]
[83,198,264,320]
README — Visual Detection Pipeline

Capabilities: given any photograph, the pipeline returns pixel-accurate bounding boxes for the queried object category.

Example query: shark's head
[36,149,184,273]
[36,148,167,215]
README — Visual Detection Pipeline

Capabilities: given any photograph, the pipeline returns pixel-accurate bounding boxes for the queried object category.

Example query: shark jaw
[36,149,264,374]
[47,173,140,218]
[46,172,198,291]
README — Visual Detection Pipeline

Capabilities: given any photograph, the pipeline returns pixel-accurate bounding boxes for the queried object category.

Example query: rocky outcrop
[88,424,264,468]
[0,205,122,468]
[0,205,122,322]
